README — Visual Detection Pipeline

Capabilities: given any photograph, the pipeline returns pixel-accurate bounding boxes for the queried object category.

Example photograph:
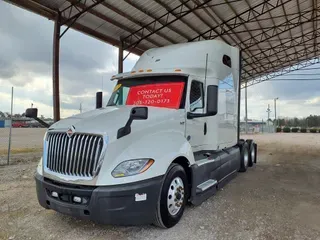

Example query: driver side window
[190,81,204,112]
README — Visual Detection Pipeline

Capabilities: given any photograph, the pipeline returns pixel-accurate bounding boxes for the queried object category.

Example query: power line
[282,73,320,75]
[285,67,320,71]
[270,78,320,81]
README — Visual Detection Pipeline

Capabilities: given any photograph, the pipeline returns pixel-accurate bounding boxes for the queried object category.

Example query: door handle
[204,122,207,135]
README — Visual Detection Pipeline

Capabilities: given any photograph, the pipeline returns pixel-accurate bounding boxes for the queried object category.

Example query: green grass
[0,148,42,155]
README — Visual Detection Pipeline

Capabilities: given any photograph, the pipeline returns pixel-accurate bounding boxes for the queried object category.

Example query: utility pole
[266,104,271,133]
[79,103,82,113]
[274,97,279,128]
[7,87,13,165]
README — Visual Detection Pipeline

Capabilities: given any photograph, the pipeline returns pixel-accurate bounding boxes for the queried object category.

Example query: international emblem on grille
[66,126,75,138]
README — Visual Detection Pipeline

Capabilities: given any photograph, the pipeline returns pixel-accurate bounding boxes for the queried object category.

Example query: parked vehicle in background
[12,121,28,128]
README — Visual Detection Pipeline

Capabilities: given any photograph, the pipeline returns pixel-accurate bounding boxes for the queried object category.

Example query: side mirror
[206,85,218,116]
[117,107,148,139]
[25,108,38,118]
[130,107,148,120]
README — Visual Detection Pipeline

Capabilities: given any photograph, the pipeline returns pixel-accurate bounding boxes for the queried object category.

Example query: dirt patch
[0,133,320,240]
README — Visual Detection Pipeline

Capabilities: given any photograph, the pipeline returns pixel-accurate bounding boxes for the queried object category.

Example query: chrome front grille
[46,132,103,177]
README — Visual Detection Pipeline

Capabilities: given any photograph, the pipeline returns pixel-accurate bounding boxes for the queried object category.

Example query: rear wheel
[246,140,256,167]
[239,142,249,172]
[154,163,188,228]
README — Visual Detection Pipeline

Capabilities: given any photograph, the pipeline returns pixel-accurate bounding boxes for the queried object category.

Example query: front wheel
[154,163,188,228]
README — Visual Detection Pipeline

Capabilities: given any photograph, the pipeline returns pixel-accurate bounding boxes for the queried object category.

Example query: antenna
[204,53,208,89]
[101,76,104,92]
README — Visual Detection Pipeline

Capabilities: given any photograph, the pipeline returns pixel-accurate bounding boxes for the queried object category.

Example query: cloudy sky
[1,1,320,121]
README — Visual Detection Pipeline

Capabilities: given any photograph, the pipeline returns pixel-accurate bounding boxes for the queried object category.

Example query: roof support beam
[64,0,160,49]
[123,0,191,42]
[122,0,214,51]
[100,1,177,45]
[244,28,319,63]
[245,46,320,80]
[241,9,319,76]
[192,0,267,78]
[246,36,319,64]
[153,0,202,37]
[222,0,278,79]
[247,44,320,75]
[241,9,317,51]
[313,0,318,58]
[60,0,104,25]
[244,56,320,87]
[295,0,308,62]
[191,0,292,41]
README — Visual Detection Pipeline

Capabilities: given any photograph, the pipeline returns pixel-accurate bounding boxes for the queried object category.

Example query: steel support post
[53,13,61,122]
[245,80,248,134]
[237,51,242,141]
[118,40,124,74]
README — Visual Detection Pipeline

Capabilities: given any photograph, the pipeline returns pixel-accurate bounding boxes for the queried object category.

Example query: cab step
[196,179,217,193]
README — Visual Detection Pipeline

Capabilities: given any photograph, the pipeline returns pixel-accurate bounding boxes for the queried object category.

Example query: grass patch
[0,148,42,155]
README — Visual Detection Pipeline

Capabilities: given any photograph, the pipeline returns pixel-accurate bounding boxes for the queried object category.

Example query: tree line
[0,111,52,121]
[276,115,320,128]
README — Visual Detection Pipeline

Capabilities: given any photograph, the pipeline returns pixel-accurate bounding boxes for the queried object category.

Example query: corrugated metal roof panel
[4,0,320,85]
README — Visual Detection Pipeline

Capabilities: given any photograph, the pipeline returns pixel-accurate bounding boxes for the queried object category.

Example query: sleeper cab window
[223,55,232,68]
[190,81,204,112]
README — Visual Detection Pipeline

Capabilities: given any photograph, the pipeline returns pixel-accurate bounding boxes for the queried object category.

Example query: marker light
[138,69,144,72]
[51,192,58,198]
[174,69,182,72]
[146,69,152,72]
[131,71,136,74]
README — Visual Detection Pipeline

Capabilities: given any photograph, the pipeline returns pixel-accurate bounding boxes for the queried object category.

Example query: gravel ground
[0,131,320,240]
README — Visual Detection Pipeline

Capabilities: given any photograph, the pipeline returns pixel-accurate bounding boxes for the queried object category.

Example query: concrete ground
[0,130,320,240]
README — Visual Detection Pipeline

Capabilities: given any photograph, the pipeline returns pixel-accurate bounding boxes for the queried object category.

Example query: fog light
[73,196,82,203]
[51,191,58,198]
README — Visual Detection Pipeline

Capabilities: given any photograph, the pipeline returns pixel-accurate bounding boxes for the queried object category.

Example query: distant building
[240,120,267,133]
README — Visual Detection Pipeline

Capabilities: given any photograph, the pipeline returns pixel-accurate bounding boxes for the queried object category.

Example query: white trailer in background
[28,40,257,228]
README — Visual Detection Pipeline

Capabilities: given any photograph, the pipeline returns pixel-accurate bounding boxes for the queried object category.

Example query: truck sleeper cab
[32,40,257,228]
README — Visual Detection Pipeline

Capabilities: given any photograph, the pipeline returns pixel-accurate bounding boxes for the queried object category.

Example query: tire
[253,143,257,163]
[246,139,256,167]
[154,163,188,228]
[239,142,249,172]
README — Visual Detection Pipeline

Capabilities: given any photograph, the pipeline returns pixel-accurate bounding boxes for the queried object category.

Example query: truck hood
[49,106,184,141]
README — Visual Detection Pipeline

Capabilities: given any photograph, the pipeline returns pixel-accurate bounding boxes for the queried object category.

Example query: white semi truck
[28,40,257,228]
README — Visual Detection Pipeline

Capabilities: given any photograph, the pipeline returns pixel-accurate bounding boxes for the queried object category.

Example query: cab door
[185,80,206,152]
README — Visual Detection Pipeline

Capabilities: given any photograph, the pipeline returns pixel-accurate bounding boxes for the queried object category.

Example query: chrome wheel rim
[167,177,184,216]
[251,146,255,163]
[244,148,249,167]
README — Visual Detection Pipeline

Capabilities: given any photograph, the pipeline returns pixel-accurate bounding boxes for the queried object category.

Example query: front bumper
[35,173,163,225]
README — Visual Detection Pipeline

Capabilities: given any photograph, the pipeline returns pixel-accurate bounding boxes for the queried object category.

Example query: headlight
[36,158,43,175]
[111,159,154,178]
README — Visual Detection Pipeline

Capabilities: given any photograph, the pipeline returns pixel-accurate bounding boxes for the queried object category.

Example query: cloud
[0,1,138,118]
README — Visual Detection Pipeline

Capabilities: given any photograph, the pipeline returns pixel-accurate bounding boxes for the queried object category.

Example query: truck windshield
[107,76,187,109]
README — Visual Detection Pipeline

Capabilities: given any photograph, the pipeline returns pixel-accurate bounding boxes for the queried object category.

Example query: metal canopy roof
[6,0,320,87]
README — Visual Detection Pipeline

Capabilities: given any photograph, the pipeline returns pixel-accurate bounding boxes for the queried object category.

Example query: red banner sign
[126,82,185,109]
